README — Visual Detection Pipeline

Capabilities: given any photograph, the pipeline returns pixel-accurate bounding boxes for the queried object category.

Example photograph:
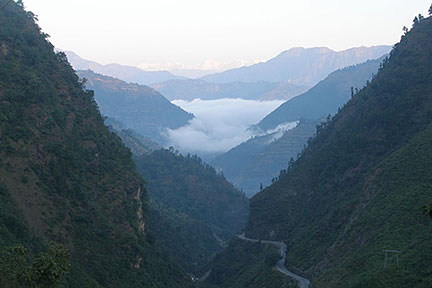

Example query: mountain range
[151,79,308,101]
[213,55,385,197]
[201,46,391,87]
[255,55,386,132]
[64,50,185,85]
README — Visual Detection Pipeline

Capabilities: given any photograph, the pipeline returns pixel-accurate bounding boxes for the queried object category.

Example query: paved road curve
[237,233,310,288]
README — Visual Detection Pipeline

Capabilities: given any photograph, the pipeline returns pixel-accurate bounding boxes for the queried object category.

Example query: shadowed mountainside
[77,70,193,145]
[0,1,192,287]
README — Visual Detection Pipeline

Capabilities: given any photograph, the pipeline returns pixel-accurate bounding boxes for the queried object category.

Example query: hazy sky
[25,0,431,71]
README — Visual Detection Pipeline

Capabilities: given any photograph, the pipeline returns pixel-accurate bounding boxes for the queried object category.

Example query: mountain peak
[276,47,334,58]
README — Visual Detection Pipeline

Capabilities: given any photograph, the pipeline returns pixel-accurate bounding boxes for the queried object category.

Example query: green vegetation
[77,70,193,145]
[0,1,191,286]
[0,242,70,288]
[134,149,249,275]
[241,13,432,287]
[199,238,295,288]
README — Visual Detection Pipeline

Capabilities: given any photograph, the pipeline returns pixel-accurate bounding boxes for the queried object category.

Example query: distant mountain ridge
[151,79,308,101]
[65,51,185,85]
[77,70,193,144]
[256,56,386,131]
[202,46,391,86]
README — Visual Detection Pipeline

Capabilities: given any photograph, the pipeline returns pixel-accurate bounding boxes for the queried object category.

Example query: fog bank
[165,98,284,155]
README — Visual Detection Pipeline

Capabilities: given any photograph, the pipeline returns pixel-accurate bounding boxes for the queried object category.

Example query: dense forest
[134,149,249,276]
[0,1,191,286]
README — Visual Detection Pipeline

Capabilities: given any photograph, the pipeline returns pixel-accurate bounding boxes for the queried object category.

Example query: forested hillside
[244,14,432,287]
[77,70,193,144]
[0,1,191,287]
[134,149,249,275]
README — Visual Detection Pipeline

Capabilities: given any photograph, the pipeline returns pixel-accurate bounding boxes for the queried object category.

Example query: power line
[0,0,14,11]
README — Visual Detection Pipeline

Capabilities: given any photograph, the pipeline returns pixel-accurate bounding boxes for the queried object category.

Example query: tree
[418,14,425,21]
[429,4,432,16]
[0,242,70,288]
[413,16,419,27]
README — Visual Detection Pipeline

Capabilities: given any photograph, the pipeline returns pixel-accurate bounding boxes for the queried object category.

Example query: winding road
[237,233,310,288]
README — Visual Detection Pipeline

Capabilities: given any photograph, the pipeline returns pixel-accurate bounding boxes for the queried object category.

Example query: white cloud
[164,98,284,155]
[263,121,299,144]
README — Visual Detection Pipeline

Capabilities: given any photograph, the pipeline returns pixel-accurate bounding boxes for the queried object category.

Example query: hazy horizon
[24,0,431,73]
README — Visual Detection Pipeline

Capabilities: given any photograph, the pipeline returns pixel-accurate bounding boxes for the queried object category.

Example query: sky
[24,0,431,71]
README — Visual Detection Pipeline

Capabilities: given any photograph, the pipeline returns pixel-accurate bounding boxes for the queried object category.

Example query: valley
[1,1,432,287]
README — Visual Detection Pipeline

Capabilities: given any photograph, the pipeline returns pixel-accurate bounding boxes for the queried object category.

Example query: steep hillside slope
[0,2,191,287]
[256,56,384,131]
[202,46,390,86]
[134,149,249,275]
[151,79,307,101]
[245,15,432,287]
[65,50,184,85]
[213,120,318,197]
[77,70,193,144]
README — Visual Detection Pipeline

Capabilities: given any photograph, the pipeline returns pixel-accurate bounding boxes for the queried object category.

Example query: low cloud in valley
[165,98,284,155]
